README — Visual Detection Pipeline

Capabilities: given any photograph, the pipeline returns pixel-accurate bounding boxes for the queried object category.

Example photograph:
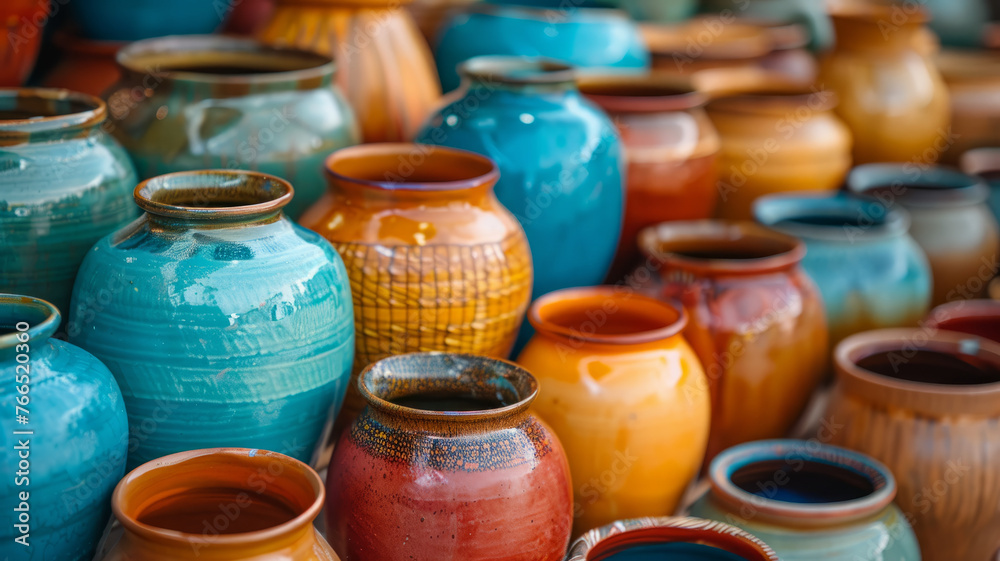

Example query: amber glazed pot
[325,353,573,560]
[819,2,950,164]
[104,448,339,560]
[638,221,828,462]
[706,87,851,220]
[566,517,778,560]
[301,144,532,432]
[517,287,710,536]
[259,0,441,142]
[926,299,1000,343]
[824,328,1000,561]
[578,76,720,282]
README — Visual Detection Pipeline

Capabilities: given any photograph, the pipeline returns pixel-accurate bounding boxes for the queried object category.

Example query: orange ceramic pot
[42,33,123,96]
[818,2,950,164]
[578,76,720,283]
[0,0,47,86]
[825,329,1000,561]
[301,144,532,434]
[259,0,441,142]
[638,221,828,462]
[706,87,852,220]
[104,448,339,560]
[517,287,710,537]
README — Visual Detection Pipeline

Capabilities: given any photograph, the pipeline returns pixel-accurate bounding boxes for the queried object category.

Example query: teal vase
[0,295,128,560]
[0,89,139,318]
[67,170,355,469]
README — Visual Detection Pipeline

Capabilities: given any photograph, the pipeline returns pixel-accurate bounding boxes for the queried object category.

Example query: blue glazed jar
[71,0,223,41]
[0,89,139,318]
[434,1,649,92]
[416,57,625,350]
[754,192,932,348]
[0,295,128,560]
[67,170,355,470]
[689,439,922,561]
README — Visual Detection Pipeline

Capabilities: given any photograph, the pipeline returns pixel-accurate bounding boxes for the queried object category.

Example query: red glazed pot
[325,352,573,561]
[0,0,48,86]
[926,299,1000,343]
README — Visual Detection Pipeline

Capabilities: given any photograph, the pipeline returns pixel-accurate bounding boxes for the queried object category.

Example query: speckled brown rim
[578,75,706,114]
[0,88,106,135]
[134,170,293,221]
[458,56,575,86]
[0,295,60,350]
[324,143,500,193]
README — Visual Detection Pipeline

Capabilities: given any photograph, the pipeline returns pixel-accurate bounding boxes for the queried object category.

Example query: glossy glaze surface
[754,192,931,347]
[0,0,48,86]
[0,89,139,316]
[71,0,223,40]
[517,288,709,536]
[0,296,128,561]
[259,0,441,143]
[104,448,339,560]
[639,221,828,461]
[68,171,355,469]
[326,353,573,560]
[104,35,359,218]
[825,329,1000,561]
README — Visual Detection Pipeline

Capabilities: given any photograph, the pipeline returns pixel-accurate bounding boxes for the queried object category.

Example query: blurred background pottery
[638,221,828,462]
[847,164,1000,306]
[71,0,224,41]
[0,89,138,316]
[408,0,480,45]
[689,439,921,560]
[754,192,931,349]
[42,32,123,96]
[326,353,573,561]
[699,0,833,51]
[925,299,1000,343]
[223,0,275,35]
[612,0,698,22]
[68,171,355,469]
[434,1,649,93]
[104,448,339,560]
[104,35,359,219]
[917,0,991,48]
[259,0,441,143]
[961,147,1000,224]
[0,0,49,86]
[825,328,1000,561]
[0,296,128,561]
[517,288,710,536]
[578,75,719,282]
[643,18,774,77]
[936,51,1000,164]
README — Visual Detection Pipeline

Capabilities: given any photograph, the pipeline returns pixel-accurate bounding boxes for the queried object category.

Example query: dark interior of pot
[578,82,692,98]
[544,300,676,337]
[730,459,875,504]
[328,146,496,186]
[585,527,765,561]
[0,94,96,121]
[595,542,750,561]
[136,486,299,534]
[856,349,1000,385]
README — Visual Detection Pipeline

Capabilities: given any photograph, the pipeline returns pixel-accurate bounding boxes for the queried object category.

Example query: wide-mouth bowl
[577,75,706,113]
[753,191,910,242]
[706,85,838,115]
[926,300,1000,344]
[0,295,60,350]
[847,163,989,208]
[0,88,106,139]
[134,170,293,222]
[458,55,575,86]
[324,143,499,192]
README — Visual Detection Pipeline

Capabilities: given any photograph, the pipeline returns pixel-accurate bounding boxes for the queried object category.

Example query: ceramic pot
[517,288,710,536]
[818,2,950,165]
[699,0,832,51]
[0,89,138,316]
[960,147,1000,225]
[326,353,573,560]
[435,1,649,93]
[936,51,1000,164]
[613,0,697,22]
[754,192,931,348]
[566,517,778,561]
[104,35,359,219]
[415,58,623,349]
[579,76,719,282]
[824,328,1000,561]
[643,18,774,76]
[919,0,991,47]
[408,0,480,45]
[71,0,223,41]
[301,143,532,433]
[0,296,128,561]
[0,0,48,86]
[706,87,852,220]
[689,439,920,560]
[223,0,275,35]
[847,163,1000,306]
[104,448,339,560]
[259,0,441,143]
[42,33,123,96]
[67,170,355,469]
[638,221,828,462]
[925,299,1000,343]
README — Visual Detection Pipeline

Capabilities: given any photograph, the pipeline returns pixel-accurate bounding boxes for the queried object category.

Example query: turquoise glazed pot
[416,57,625,351]
[0,89,138,317]
[104,35,359,219]
[67,170,355,470]
[434,1,649,92]
[0,295,128,560]
[689,439,921,561]
[699,0,832,51]
[754,192,932,348]
[71,0,223,41]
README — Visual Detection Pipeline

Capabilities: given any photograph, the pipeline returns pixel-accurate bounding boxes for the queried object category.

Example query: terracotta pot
[301,144,532,438]
[819,2,950,164]
[925,299,1000,343]
[936,50,1000,164]
[517,287,710,536]
[824,328,1000,561]
[566,516,778,560]
[705,86,852,220]
[104,448,338,560]
[42,32,123,96]
[259,0,440,143]
[638,221,828,462]
[847,163,1000,306]
[689,439,920,560]
[961,147,1000,225]
[326,353,573,560]
[578,76,719,282]
[0,0,48,86]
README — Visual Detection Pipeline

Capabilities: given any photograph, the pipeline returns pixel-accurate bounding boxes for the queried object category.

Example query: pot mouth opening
[569,518,778,561]
[134,170,293,221]
[325,143,499,192]
[458,56,575,86]
[847,164,989,207]
[853,347,1000,386]
[0,88,106,137]
[639,221,804,275]
[0,295,60,350]
[577,75,705,113]
[753,192,908,242]
[529,287,687,345]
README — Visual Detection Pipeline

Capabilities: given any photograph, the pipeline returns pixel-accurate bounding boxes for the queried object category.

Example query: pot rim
[926,299,1000,334]
[324,143,500,193]
[458,55,576,86]
[0,294,60,350]
[706,85,838,115]
[753,191,911,243]
[577,74,707,114]
[828,1,930,26]
[133,170,293,222]
[0,88,106,138]
[846,163,989,208]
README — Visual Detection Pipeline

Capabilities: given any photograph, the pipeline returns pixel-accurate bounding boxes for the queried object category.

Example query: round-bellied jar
[67,170,355,469]
[325,352,573,560]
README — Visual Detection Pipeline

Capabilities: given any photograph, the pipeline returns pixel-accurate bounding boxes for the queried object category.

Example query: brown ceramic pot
[566,517,778,560]
[936,50,1000,164]
[42,32,123,96]
[925,299,1000,343]
[643,17,773,76]
[825,328,1000,561]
